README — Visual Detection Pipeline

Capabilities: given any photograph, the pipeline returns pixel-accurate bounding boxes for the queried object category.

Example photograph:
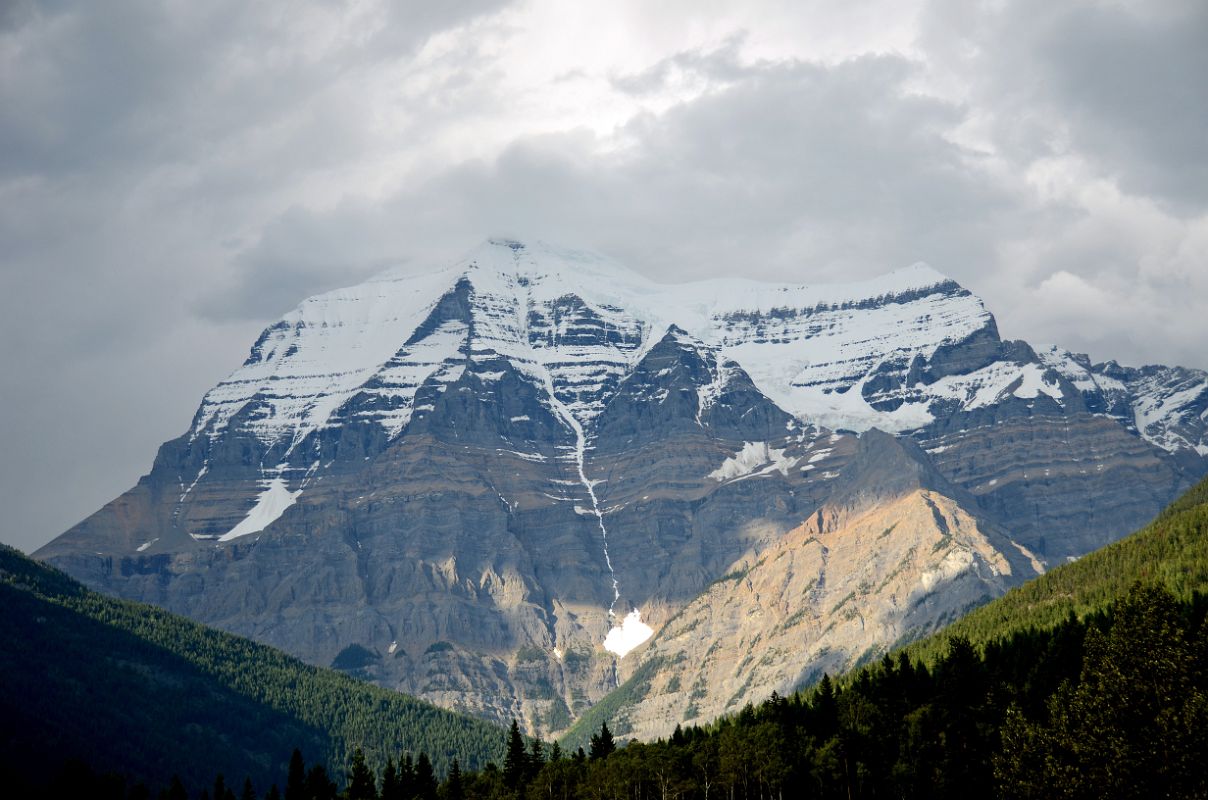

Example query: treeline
[515,583,1206,799]
[20,582,1202,799]
[493,583,1208,799]
[904,474,1208,665]
[0,544,507,791]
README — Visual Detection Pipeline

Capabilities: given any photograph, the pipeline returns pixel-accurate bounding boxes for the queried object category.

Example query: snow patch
[709,441,799,481]
[220,477,301,541]
[925,361,1063,411]
[806,448,832,464]
[604,609,654,657]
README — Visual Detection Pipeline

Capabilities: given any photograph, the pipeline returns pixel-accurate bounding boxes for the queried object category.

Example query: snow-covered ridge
[188,239,985,455]
[185,239,1208,470]
[1040,346,1208,457]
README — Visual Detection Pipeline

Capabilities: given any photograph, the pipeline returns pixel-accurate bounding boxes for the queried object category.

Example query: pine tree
[379,758,400,800]
[415,752,437,800]
[241,777,256,800]
[444,759,464,800]
[285,750,306,800]
[265,786,281,800]
[163,776,189,800]
[397,753,417,800]
[589,721,616,761]
[503,719,528,789]
[346,747,376,800]
[304,765,337,800]
[528,737,545,781]
[811,674,838,739]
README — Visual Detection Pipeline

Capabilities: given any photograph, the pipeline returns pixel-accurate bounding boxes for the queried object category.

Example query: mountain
[572,464,1208,747]
[564,431,1043,743]
[0,544,507,792]
[35,238,1208,736]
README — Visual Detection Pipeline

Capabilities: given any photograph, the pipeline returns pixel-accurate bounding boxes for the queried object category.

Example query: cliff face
[595,432,1043,741]
[36,239,1205,736]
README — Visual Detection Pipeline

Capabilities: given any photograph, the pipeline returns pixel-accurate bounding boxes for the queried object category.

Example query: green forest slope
[903,473,1208,665]
[565,474,1208,749]
[0,544,508,792]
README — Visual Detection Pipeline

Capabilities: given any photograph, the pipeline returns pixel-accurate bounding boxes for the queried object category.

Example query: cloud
[2,0,1207,552]
[208,52,1011,305]
[0,0,514,552]
[922,0,1208,213]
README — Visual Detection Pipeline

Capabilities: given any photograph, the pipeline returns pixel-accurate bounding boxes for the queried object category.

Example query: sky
[2,0,1206,552]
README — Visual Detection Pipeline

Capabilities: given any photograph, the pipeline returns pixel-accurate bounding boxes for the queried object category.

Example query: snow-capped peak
[187,239,991,459]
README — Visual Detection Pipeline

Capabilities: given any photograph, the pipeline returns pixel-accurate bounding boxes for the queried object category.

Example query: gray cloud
[212,53,1010,298]
[922,0,1208,212]
[2,0,1206,553]
[0,0,513,552]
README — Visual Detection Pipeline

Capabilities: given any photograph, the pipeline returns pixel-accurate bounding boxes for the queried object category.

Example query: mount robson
[37,238,1208,740]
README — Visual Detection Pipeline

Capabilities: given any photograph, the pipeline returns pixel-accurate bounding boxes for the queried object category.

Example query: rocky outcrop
[604,433,1041,742]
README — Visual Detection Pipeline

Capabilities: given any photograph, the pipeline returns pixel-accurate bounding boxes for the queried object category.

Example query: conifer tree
[528,738,545,781]
[379,758,400,800]
[304,765,337,800]
[397,753,416,800]
[503,719,528,789]
[285,750,306,800]
[345,748,376,800]
[241,777,256,800]
[811,674,839,739]
[414,752,437,800]
[589,722,616,761]
[671,724,686,746]
[444,759,464,800]
[163,776,189,800]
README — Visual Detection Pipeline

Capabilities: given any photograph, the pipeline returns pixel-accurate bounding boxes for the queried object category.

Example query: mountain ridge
[35,238,1208,737]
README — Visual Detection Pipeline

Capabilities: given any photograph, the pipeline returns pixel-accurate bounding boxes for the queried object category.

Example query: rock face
[607,432,1042,742]
[36,239,1206,736]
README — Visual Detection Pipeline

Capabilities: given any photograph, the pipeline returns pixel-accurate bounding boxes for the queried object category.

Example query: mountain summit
[38,239,1208,736]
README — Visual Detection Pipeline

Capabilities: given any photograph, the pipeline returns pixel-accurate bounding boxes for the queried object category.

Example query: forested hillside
[0,545,508,793]
[6,475,1207,798]
[902,473,1208,665]
[519,476,1208,798]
